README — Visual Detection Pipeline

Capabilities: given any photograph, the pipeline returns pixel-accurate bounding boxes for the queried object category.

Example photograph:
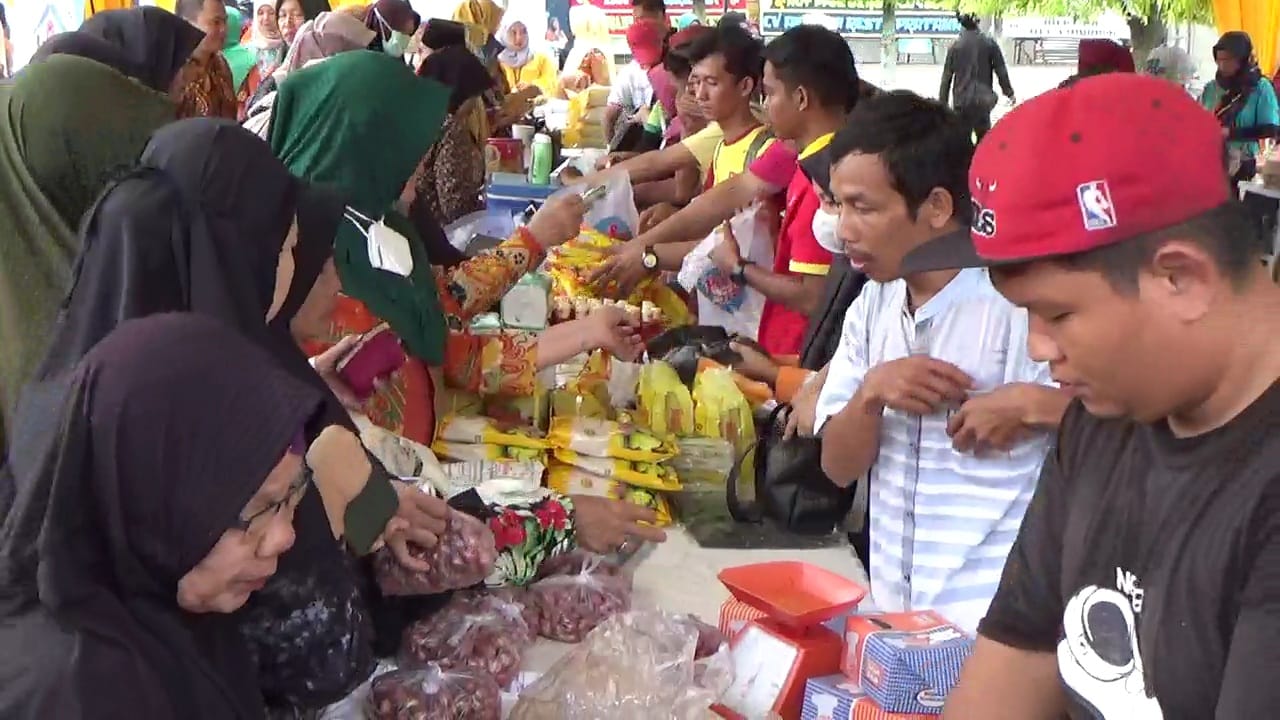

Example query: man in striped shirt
[813,91,1070,632]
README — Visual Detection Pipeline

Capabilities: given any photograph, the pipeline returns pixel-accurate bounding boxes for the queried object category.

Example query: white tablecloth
[522,526,869,673]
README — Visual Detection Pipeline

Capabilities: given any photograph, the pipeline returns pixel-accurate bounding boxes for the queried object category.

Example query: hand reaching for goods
[526,192,587,249]
[570,494,667,554]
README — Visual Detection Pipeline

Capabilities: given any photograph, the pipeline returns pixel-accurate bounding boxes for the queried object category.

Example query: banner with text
[760,8,961,37]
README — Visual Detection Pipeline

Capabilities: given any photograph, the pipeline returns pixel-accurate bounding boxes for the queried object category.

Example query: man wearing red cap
[907,74,1280,718]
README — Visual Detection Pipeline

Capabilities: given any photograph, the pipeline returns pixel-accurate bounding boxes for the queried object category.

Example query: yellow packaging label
[436,415,549,450]
[552,449,682,492]
[637,361,694,437]
[547,416,676,463]
[547,464,673,526]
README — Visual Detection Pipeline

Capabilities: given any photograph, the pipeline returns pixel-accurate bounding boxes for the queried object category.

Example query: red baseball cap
[900,73,1231,274]
[627,19,667,67]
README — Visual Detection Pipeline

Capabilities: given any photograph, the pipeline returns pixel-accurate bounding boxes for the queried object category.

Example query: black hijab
[77,7,205,93]
[422,18,466,51]
[417,43,495,113]
[3,118,382,713]
[1214,31,1262,93]
[0,313,323,719]
[28,31,135,77]
[29,118,345,424]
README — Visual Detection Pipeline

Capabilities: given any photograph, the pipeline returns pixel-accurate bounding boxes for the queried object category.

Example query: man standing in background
[940,13,1015,142]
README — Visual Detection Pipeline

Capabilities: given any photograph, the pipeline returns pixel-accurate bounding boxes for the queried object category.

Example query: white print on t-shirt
[1058,570,1164,719]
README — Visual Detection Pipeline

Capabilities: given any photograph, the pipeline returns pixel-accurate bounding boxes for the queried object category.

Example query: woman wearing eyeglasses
[0,313,326,719]
[5,117,443,715]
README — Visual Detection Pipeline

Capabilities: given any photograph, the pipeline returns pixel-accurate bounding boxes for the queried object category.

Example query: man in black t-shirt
[899,73,1280,718]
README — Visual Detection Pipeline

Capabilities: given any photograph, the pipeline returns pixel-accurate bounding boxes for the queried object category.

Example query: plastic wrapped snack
[527,554,632,642]
[546,465,674,526]
[368,664,501,720]
[373,509,497,596]
[436,415,549,450]
[400,593,534,688]
[547,416,676,463]
[430,440,545,463]
[535,550,630,585]
[551,449,681,492]
[509,610,734,720]
[637,361,695,437]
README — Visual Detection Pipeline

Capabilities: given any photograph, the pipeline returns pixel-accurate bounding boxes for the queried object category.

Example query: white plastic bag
[509,609,734,720]
[557,170,642,241]
[677,202,775,339]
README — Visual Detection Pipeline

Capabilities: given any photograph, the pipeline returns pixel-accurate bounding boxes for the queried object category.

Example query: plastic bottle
[528,133,553,186]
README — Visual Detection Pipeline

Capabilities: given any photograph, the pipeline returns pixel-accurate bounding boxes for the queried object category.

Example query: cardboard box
[841,611,973,715]
[801,675,936,720]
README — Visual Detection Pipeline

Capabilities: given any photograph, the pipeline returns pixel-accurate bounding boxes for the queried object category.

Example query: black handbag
[726,403,855,536]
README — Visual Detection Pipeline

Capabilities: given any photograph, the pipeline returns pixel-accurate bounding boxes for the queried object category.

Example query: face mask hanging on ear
[811,207,843,255]
[375,9,410,57]
[345,207,415,277]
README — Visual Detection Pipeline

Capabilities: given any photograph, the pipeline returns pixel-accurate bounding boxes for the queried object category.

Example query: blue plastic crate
[487,180,557,224]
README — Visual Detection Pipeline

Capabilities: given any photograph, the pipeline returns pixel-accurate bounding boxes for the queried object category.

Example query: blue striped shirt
[814,268,1053,632]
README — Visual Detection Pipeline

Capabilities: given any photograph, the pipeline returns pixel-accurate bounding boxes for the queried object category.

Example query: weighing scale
[712,561,867,720]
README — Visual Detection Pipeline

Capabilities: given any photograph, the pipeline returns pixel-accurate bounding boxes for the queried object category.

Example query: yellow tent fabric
[1214,0,1280,74]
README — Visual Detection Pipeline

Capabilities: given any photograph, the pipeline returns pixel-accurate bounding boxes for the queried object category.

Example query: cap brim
[899,227,1039,274]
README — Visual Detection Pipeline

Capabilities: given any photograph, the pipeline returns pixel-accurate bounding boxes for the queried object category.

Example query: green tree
[959,0,1213,67]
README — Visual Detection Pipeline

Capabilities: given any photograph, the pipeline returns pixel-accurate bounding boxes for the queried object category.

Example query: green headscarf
[269,51,451,364]
[0,55,176,448]
[223,7,257,91]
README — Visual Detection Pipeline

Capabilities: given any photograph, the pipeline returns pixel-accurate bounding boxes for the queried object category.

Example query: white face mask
[811,207,843,255]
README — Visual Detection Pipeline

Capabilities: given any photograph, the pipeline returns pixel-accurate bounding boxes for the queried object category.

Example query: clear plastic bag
[317,660,398,720]
[372,508,497,596]
[527,553,632,642]
[509,609,734,720]
[400,592,534,688]
[367,664,501,720]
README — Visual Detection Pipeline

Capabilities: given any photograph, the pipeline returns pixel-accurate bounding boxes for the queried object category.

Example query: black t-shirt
[979,383,1280,719]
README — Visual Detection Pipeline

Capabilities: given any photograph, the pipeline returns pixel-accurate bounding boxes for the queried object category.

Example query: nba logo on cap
[1076,180,1117,231]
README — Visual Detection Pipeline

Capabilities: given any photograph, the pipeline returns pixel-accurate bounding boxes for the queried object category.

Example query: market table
[521,526,869,674]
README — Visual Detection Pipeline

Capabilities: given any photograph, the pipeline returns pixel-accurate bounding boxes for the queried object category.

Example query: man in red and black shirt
[901,74,1280,719]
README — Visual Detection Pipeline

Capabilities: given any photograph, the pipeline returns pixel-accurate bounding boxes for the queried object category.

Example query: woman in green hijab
[269,50,664,582]
[222,6,257,94]
[0,54,177,450]
[268,50,639,444]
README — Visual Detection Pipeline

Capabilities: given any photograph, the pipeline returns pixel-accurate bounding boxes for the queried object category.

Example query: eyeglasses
[234,465,312,534]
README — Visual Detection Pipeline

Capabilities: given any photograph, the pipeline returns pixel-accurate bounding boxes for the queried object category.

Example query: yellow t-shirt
[680,123,724,182]
[710,125,774,187]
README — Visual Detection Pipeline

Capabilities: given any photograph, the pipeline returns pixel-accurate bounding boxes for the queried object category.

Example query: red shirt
[751,137,834,355]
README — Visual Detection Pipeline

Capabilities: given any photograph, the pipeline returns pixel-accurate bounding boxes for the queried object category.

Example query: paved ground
[855,63,1079,122]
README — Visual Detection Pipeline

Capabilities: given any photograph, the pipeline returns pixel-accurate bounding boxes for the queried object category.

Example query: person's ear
[795,85,810,113]
[1142,241,1220,322]
[921,187,955,231]
[738,75,754,99]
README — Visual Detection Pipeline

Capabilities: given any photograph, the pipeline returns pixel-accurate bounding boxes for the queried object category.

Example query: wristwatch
[731,259,755,284]
[641,245,659,271]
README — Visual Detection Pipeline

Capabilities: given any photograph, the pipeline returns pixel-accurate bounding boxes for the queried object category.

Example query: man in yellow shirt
[591,22,771,291]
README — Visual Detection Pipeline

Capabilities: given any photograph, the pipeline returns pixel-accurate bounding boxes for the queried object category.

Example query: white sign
[1002,14,1130,41]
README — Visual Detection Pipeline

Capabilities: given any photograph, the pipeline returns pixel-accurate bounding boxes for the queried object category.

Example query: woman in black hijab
[5,118,443,713]
[65,7,206,93]
[1201,31,1280,189]
[0,313,324,719]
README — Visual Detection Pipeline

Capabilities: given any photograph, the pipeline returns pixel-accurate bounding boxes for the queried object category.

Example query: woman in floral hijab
[237,0,288,117]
